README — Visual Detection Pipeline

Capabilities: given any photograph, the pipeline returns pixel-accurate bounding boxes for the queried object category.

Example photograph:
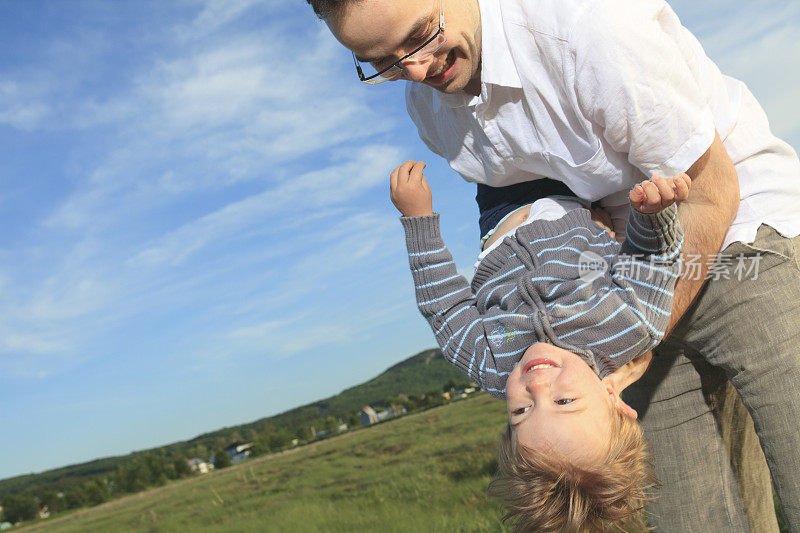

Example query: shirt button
[512,156,524,165]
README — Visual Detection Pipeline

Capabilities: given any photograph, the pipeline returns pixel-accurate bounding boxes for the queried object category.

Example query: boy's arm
[400,214,536,397]
[605,204,684,344]
[391,161,537,398]
[555,183,686,374]
[620,174,688,258]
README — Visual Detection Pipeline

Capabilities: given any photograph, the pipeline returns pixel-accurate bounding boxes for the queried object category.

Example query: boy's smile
[507,343,622,467]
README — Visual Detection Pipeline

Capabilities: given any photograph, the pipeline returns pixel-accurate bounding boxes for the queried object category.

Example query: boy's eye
[555,398,575,405]
[512,406,530,416]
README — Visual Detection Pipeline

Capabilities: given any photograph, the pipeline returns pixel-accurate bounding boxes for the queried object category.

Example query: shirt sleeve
[569,0,716,177]
[399,214,541,399]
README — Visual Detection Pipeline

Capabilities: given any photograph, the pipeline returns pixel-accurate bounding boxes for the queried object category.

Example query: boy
[390,160,689,530]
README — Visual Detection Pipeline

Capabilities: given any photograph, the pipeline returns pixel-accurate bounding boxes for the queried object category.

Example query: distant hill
[0,348,467,497]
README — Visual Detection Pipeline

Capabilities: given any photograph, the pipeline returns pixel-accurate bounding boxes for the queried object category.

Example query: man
[310,0,800,528]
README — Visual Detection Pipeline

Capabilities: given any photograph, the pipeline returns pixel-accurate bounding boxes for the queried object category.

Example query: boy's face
[506,343,620,467]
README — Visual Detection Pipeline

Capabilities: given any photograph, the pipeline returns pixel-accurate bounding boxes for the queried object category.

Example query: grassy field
[17,392,788,532]
[20,394,510,533]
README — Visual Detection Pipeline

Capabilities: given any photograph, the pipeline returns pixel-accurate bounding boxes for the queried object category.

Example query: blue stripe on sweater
[455,319,482,367]
[416,274,462,290]
[476,265,526,296]
[484,283,510,303]
[586,321,642,347]
[619,276,675,296]
[418,286,470,306]
[545,282,565,298]
[529,226,606,247]
[651,245,682,262]
[500,286,517,306]
[433,304,470,336]
[413,261,451,273]
[409,246,446,257]
[605,335,653,359]
[536,245,589,257]
[559,305,627,339]
[483,368,511,376]
[538,259,583,269]
[550,291,618,327]
[536,235,618,255]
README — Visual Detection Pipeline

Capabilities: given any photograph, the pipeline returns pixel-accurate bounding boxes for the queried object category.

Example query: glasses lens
[406,32,446,63]
[361,65,403,84]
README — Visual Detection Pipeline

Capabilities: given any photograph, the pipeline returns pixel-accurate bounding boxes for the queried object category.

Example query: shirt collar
[436,0,522,109]
[477,0,522,89]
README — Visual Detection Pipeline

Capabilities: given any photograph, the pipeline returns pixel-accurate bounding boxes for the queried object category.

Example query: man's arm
[666,133,739,333]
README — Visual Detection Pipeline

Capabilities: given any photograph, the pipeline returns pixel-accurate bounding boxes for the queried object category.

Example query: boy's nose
[525,376,550,394]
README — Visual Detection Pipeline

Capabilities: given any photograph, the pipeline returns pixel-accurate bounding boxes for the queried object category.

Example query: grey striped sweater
[400,204,683,399]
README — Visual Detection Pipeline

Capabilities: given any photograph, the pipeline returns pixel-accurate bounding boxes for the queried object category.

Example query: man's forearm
[666,133,740,333]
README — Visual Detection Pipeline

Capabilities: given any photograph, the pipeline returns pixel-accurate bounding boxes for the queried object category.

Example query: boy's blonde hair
[488,409,656,532]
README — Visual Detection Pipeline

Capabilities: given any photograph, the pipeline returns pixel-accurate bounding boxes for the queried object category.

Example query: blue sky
[1,0,798,480]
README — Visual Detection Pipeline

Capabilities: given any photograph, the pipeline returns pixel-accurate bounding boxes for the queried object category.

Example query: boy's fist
[630,173,692,214]
[390,160,433,217]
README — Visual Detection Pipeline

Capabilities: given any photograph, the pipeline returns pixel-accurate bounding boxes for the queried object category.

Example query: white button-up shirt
[406,0,800,250]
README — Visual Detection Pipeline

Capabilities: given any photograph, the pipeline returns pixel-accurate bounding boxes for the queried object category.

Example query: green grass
[20,395,510,533]
[17,393,789,532]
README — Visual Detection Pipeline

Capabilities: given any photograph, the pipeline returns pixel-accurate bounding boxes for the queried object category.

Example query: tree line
[2,376,473,525]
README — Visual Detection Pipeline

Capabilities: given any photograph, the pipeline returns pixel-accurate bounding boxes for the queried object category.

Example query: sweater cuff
[400,213,443,253]
[625,204,683,259]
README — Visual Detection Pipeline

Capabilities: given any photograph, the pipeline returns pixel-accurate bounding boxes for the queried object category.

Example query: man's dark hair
[306,0,353,20]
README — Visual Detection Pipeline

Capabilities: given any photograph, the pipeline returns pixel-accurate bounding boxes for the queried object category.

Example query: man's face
[326,0,482,94]
[506,343,619,468]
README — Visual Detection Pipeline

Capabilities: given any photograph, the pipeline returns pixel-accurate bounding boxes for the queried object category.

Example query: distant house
[360,406,378,426]
[188,458,213,474]
[361,405,407,426]
[225,442,255,464]
[316,422,349,439]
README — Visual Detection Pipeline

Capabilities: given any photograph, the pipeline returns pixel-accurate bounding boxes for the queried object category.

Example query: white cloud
[0,81,50,131]
[128,144,402,267]
[179,0,264,40]
[678,2,800,143]
[44,25,394,232]
[229,316,352,358]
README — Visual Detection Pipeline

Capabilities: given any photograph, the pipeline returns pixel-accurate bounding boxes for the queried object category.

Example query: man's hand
[390,160,433,217]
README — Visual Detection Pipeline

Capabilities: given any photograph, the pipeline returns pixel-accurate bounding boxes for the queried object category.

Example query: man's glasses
[353,0,446,84]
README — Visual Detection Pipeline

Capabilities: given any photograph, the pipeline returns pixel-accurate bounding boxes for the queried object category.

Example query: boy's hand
[630,173,692,214]
[390,160,433,217]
